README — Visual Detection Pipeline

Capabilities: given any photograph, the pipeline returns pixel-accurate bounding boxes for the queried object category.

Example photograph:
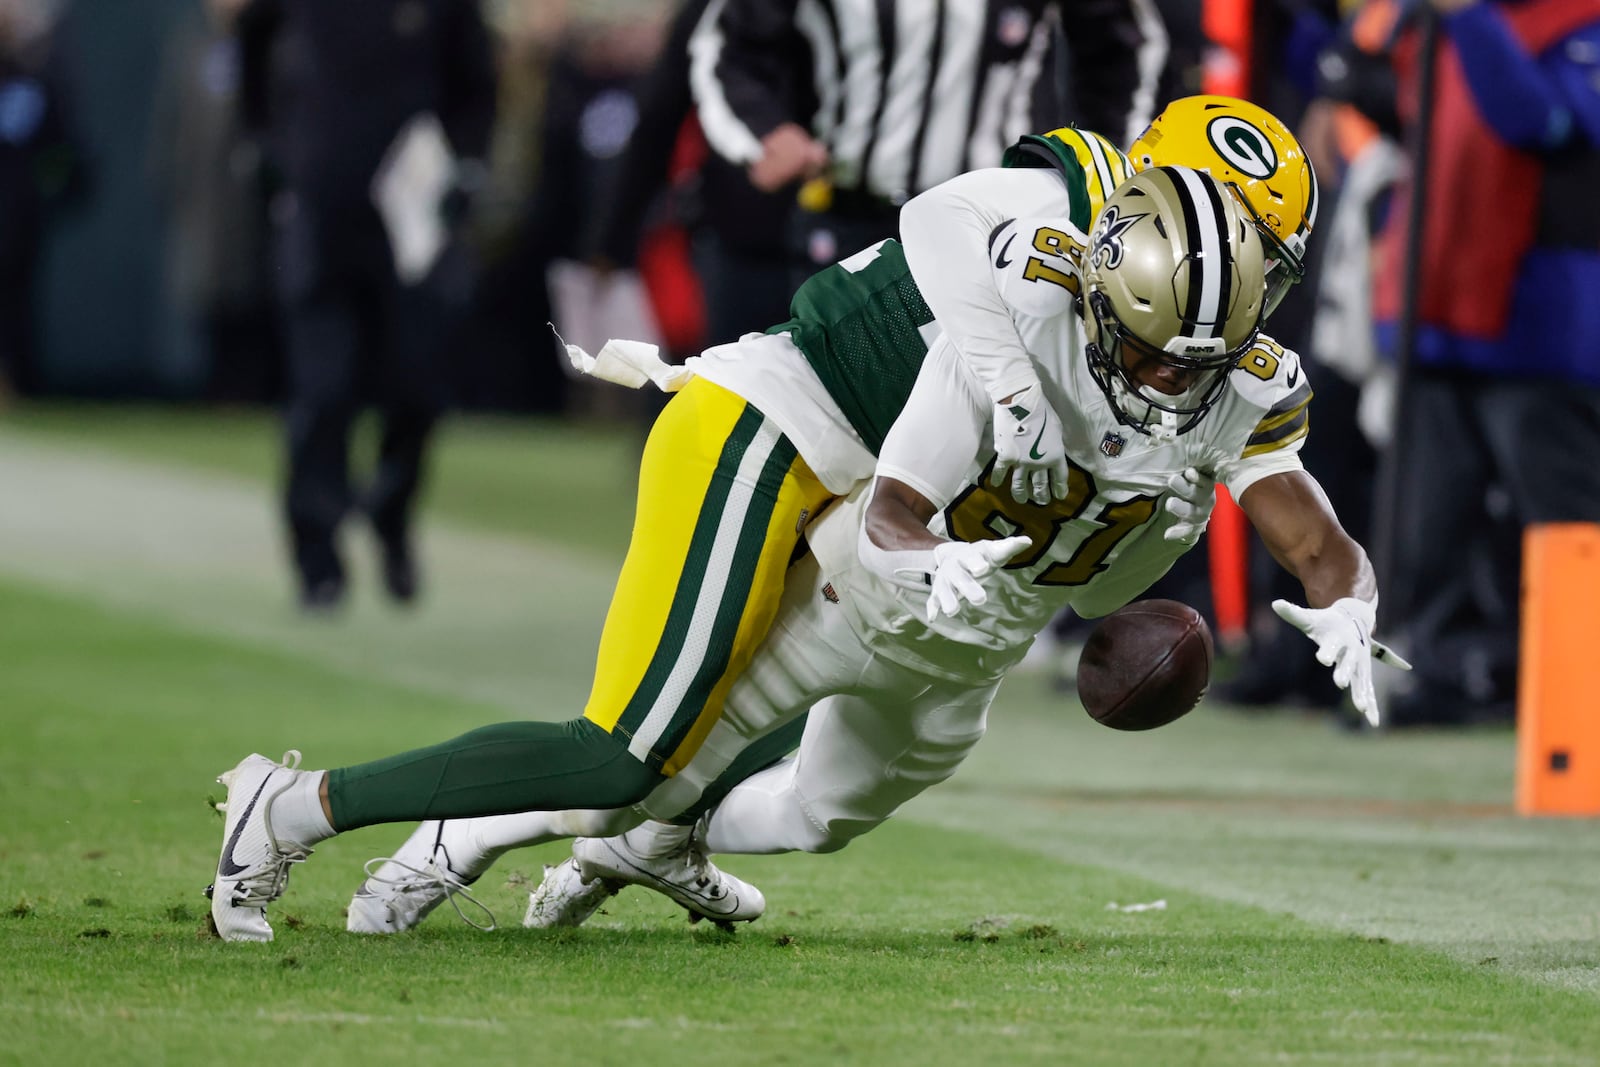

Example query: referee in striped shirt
[688,0,1167,278]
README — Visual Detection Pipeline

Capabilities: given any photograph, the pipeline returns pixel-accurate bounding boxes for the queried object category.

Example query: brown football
[1076,599,1214,731]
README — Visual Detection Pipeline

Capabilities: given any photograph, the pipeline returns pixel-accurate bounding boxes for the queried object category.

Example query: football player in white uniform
[204,121,1193,943]
[519,166,1402,928]
[342,169,1404,934]
[912,95,1320,507]
[203,105,1373,943]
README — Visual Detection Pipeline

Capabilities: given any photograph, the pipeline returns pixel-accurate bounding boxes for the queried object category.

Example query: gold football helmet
[1081,166,1267,436]
[1129,95,1317,316]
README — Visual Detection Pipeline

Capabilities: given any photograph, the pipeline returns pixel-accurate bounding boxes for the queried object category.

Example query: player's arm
[903,174,1089,504]
[688,0,825,190]
[899,170,1068,405]
[1237,470,1409,725]
[857,337,1031,619]
[1237,470,1374,608]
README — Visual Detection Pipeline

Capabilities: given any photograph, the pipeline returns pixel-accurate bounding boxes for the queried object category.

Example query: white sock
[467,807,640,852]
[272,770,336,848]
[622,820,694,858]
[469,811,568,852]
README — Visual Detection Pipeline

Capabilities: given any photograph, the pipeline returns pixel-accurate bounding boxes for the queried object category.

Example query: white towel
[559,336,695,393]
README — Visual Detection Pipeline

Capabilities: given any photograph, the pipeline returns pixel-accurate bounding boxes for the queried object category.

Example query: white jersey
[688,331,878,495]
[807,215,1312,683]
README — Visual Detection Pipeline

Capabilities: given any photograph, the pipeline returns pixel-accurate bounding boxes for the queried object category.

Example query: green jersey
[767,240,935,455]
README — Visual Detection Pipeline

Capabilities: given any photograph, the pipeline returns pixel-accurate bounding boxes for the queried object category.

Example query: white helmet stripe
[1080,130,1119,205]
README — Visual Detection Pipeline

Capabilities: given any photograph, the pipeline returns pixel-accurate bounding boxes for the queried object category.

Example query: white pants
[459,552,1000,855]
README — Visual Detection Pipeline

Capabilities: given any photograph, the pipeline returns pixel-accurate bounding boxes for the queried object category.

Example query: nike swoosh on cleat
[598,842,741,918]
[1027,424,1049,461]
[994,234,1015,269]
[217,771,276,877]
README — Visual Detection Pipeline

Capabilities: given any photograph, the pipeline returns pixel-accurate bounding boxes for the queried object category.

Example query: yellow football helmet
[1129,95,1317,316]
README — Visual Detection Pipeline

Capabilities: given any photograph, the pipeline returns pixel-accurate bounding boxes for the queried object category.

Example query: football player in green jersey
[205,103,1338,943]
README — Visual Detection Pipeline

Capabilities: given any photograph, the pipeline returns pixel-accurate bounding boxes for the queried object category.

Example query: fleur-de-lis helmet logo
[1090,205,1147,271]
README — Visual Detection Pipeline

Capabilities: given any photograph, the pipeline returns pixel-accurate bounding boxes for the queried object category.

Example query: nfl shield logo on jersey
[1100,431,1127,458]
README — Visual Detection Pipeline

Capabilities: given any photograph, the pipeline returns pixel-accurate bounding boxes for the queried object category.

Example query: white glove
[896,536,1032,623]
[1271,596,1413,727]
[991,382,1071,505]
[1161,467,1216,546]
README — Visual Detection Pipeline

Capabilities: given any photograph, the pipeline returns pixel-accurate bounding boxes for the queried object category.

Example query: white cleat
[207,751,313,943]
[571,834,765,928]
[347,820,498,934]
[523,856,620,929]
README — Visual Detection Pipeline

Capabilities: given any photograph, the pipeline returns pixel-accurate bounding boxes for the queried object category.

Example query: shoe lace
[683,846,725,900]
[225,750,312,907]
[231,845,310,905]
[361,854,497,932]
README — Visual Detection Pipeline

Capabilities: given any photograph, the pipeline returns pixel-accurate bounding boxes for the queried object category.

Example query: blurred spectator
[237,0,497,613]
[688,0,1168,288]
[524,4,675,371]
[584,0,795,349]
[1148,0,1208,102]
[0,0,84,400]
[150,0,281,405]
[1348,0,1600,724]
[451,0,569,412]
[1208,2,1390,714]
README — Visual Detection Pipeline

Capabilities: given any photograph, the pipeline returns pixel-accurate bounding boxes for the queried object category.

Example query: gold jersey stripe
[1252,383,1314,437]
[1243,403,1311,457]
[1263,380,1312,418]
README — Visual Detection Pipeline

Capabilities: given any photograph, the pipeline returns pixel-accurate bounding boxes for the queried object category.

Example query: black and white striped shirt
[689,0,1166,204]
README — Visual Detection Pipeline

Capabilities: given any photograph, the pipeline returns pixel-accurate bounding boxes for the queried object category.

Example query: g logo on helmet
[1205,116,1277,180]
[1090,206,1144,271]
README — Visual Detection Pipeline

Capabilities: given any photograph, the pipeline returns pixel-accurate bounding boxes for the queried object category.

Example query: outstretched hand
[1272,597,1412,726]
[897,536,1033,622]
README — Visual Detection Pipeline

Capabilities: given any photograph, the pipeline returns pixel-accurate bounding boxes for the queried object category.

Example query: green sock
[326,718,664,831]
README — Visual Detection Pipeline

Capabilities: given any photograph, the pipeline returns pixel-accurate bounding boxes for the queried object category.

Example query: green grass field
[2,405,1597,1066]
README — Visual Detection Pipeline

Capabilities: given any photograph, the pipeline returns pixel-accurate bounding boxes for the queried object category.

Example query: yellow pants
[583,378,833,775]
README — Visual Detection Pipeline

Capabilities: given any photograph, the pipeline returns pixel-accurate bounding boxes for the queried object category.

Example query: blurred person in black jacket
[584,0,795,348]
[237,0,496,613]
[0,0,84,400]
